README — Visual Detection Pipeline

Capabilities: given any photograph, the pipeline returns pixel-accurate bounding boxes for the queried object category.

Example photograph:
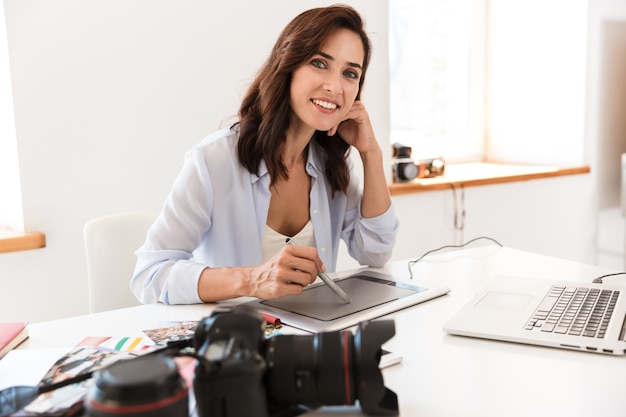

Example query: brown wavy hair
[236,4,372,196]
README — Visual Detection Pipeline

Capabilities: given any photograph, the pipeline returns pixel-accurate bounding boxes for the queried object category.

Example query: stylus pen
[285,237,350,304]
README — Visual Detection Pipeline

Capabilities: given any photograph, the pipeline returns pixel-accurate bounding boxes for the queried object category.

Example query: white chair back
[84,211,155,313]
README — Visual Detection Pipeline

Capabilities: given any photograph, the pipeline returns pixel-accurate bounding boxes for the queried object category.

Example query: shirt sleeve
[342,202,399,268]
[340,158,400,268]
[130,145,214,305]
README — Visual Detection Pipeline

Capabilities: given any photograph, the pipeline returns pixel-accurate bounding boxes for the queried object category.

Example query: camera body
[391,143,419,182]
[391,143,445,182]
[84,307,398,417]
[193,306,399,417]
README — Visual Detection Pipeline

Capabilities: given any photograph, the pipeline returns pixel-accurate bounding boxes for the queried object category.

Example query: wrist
[237,266,255,297]
[198,266,253,302]
[360,144,383,163]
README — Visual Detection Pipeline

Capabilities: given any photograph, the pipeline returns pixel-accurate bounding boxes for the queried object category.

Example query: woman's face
[289,28,364,134]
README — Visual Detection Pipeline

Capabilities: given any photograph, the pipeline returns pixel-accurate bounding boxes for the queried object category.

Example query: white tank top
[262,220,316,262]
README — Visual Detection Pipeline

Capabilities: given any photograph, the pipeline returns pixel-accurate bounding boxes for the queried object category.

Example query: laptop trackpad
[475,291,534,312]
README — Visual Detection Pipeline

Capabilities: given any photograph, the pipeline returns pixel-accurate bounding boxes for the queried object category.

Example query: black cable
[407,236,503,279]
[450,183,466,233]
[592,272,626,284]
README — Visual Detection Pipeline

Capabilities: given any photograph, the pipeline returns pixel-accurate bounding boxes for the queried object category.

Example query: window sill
[0,227,46,253]
[389,162,591,196]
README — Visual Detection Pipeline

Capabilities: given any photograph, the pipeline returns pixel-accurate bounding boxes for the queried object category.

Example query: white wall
[0,0,389,322]
[0,0,621,323]
[385,174,596,269]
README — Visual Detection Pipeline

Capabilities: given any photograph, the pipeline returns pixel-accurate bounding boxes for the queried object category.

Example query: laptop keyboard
[525,285,619,338]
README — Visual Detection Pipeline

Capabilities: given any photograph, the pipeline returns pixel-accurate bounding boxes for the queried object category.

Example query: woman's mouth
[312,99,339,110]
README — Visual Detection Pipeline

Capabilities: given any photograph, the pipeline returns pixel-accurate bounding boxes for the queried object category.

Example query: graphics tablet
[243,270,450,332]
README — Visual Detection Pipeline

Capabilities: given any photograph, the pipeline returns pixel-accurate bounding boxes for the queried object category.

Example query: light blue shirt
[131,127,399,305]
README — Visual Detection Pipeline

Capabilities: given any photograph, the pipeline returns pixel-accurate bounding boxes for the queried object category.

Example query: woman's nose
[323,73,343,95]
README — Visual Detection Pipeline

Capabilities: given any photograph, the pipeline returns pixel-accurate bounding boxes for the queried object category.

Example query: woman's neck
[283,122,315,169]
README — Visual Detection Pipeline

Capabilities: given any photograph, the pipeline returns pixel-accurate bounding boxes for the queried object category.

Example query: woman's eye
[344,70,359,79]
[311,59,326,69]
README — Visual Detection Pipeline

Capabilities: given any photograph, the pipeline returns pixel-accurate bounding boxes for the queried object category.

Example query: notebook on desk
[244,270,450,332]
[443,275,626,355]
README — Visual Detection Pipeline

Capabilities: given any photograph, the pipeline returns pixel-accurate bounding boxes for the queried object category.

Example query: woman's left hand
[328,101,379,154]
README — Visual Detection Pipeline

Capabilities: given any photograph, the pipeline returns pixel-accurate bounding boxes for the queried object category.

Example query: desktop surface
[12,246,626,416]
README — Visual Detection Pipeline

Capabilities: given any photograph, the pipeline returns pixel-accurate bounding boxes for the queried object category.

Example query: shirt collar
[305,140,323,177]
[251,140,324,184]
[252,159,269,184]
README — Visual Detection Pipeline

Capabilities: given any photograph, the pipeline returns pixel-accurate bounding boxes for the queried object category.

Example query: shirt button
[320,247,326,253]
[313,209,319,215]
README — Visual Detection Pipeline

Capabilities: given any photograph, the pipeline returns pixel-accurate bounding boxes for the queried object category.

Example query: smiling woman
[130,5,399,307]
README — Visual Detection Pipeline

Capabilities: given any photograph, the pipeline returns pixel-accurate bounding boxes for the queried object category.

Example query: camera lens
[263,321,398,415]
[264,331,356,406]
[397,161,419,181]
[85,354,188,417]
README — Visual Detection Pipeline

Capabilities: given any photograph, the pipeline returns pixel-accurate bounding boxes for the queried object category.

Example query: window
[389,0,587,167]
[0,2,24,231]
[389,0,484,163]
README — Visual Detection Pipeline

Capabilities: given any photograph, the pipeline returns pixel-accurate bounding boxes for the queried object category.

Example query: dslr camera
[193,306,399,417]
[85,306,399,417]
[391,142,445,182]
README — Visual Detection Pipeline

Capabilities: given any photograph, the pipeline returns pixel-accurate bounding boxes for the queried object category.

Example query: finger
[279,281,306,297]
[258,275,305,299]
[283,246,323,281]
[349,100,363,111]
[284,269,315,287]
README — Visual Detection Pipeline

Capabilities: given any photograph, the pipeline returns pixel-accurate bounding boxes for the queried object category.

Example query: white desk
[16,246,626,416]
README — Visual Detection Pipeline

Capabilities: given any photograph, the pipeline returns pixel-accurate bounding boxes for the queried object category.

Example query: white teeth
[312,99,337,110]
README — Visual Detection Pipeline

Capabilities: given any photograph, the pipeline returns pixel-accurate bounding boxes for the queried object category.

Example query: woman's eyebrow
[316,51,363,70]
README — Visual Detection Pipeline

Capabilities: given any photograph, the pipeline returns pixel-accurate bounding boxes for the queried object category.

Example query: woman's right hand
[246,245,325,299]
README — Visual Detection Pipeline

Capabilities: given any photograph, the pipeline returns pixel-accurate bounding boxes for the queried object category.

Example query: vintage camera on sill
[391,142,445,182]
[193,306,399,417]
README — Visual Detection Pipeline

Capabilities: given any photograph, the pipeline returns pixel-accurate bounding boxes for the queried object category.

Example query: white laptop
[443,275,626,355]
[244,270,450,332]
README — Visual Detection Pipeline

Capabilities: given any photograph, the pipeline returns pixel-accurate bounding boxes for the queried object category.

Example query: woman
[131,5,399,305]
